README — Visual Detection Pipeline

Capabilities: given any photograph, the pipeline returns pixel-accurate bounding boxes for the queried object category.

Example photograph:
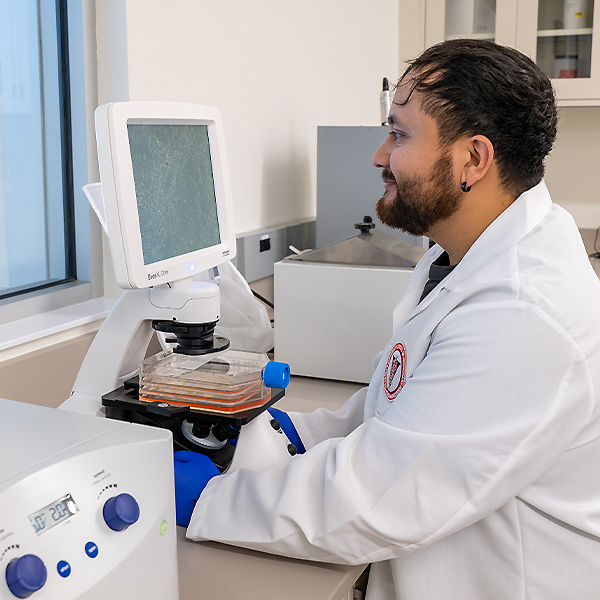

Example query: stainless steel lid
[285,228,426,269]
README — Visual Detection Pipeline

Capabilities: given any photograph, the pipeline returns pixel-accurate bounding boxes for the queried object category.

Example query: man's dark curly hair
[398,39,558,198]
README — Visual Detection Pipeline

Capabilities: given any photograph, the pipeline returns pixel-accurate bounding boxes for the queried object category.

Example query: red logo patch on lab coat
[383,342,407,401]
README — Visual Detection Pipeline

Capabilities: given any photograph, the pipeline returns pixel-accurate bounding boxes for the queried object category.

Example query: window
[0,0,76,301]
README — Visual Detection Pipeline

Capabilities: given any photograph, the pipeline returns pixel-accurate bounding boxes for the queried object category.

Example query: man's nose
[372,136,390,168]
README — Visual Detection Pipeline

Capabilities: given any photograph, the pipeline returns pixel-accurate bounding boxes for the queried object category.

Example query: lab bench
[176,374,367,600]
[177,528,366,600]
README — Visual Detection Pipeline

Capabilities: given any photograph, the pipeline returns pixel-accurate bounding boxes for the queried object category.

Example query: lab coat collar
[392,244,444,329]
[401,180,553,322]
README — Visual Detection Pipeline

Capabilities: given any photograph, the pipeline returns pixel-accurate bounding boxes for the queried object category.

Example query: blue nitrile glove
[174,451,220,527]
[267,407,306,454]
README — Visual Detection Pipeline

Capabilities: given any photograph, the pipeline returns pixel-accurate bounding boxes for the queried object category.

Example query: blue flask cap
[263,361,290,389]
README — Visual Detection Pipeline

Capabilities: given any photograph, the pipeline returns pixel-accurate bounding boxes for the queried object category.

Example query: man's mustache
[381,168,396,183]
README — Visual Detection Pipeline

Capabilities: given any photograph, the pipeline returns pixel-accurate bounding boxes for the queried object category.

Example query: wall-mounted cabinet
[407,0,600,106]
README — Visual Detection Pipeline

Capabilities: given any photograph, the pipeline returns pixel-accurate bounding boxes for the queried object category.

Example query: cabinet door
[516,0,600,104]
[425,0,518,48]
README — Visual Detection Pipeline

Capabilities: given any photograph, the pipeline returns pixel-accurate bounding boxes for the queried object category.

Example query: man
[179,40,600,599]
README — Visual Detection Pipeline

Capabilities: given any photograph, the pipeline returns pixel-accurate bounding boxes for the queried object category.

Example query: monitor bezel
[96,102,236,289]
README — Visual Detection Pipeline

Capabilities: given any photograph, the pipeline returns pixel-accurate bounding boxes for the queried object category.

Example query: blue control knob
[6,555,47,598]
[103,493,140,532]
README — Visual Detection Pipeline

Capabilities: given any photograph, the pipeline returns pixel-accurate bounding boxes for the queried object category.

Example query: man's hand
[267,407,306,454]
[174,451,220,527]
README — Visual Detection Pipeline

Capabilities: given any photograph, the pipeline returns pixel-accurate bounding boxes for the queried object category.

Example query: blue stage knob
[264,361,290,389]
[103,493,140,531]
[6,555,47,598]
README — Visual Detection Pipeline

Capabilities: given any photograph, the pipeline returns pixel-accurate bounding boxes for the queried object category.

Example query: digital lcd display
[29,494,79,536]
[127,123,221,266]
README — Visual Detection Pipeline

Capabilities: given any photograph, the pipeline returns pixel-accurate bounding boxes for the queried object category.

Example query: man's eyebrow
[388,114,403,128]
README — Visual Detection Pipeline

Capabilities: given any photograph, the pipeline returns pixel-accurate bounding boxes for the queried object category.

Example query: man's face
[372,83,463,237]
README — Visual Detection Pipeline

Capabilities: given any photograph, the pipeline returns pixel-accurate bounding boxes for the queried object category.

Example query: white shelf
[445,32,495,41]
[0,296,116,354]
[538,28,593,37]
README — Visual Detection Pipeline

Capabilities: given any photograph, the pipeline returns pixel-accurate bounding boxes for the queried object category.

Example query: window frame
[0,0,97,328]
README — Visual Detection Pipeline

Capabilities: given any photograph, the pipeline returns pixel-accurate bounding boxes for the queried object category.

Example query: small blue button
[57,561,71,578]
[85,542,98,558]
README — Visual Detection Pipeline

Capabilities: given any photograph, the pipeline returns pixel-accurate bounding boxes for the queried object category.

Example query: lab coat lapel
[392,245,444,332]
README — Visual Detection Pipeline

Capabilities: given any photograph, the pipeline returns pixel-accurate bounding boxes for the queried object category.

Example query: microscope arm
[59,281,220,416]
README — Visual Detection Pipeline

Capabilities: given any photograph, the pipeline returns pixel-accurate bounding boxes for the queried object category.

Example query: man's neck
[427,182,517,266]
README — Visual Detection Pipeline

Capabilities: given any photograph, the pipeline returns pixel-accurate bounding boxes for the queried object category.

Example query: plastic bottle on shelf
[564,0,589,30]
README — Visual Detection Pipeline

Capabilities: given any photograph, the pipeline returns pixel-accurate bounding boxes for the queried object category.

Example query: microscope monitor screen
[95,102,236,289]
[128,123,221,265]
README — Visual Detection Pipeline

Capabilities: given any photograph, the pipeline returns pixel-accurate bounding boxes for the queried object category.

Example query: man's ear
[461,135,494,189]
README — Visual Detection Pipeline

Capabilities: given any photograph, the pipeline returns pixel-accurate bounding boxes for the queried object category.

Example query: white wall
[545,107,600,228]
[94,0,400,237]
[91,0,600,276]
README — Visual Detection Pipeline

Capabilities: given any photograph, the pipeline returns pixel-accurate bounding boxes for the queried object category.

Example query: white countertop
[177,528,366,600]
[176,375,366,600]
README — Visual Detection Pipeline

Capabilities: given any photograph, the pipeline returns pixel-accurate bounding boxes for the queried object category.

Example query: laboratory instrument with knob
[0,398,177,599]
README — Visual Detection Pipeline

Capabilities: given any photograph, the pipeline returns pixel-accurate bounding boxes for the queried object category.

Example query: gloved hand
[267,407,305,454]
[174,451,220,527]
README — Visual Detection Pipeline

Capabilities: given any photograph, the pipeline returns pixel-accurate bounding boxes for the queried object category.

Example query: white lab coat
[188,181,600,599]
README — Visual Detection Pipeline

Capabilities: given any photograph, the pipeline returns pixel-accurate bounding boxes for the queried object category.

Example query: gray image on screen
[127,123,221,266]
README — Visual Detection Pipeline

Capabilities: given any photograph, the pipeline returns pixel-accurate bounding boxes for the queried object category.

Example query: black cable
[251,289,274,309]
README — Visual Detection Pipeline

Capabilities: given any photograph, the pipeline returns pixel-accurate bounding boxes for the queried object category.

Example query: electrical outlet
[235,220,315,282]
[259,236,271,252]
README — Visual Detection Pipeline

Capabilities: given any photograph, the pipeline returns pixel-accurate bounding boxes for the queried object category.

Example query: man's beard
[375,153,463,237]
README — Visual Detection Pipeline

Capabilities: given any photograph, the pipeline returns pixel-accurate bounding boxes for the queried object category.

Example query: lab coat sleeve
[286,386,368,450]
[187,302,594,565]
